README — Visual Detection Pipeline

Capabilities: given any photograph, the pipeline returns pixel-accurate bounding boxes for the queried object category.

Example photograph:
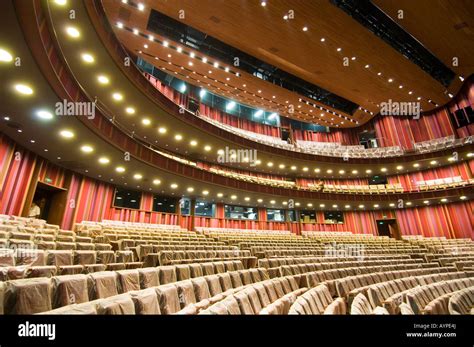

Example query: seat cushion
[155,284,181,314]
[138,268,160,289]
[4,278,53,314]
[96,294,136,314]
[88,272,119,299]
[116,270,141,293]
[130,289,160,314]
[53,274,89,308]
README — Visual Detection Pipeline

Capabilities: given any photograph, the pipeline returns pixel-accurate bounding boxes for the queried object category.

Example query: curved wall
[1,134,472,238]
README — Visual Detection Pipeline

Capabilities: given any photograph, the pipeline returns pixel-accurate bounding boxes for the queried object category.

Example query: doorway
[376,219,401,240]
[30,182,68,225]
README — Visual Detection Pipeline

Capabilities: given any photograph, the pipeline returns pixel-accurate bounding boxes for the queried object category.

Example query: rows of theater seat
[198,112,474,158]
[1,218,473,315]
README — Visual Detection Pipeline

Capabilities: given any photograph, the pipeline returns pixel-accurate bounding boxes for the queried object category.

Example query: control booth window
[152,196,177,213]
[180,198,191,215]
[299,210,316,223]
[225,205,257,220]
[196,200,215,217]
[324,211,344,224]
[113,188,142,210]
[267,209,286,221]
[287,210,297,222]
[369,175,388,185]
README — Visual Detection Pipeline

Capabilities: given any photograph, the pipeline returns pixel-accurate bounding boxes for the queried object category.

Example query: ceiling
[0,0,471,212]
[102,0,472,128]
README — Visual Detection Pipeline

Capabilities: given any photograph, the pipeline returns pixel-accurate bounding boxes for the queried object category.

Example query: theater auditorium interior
[0,0,473,327]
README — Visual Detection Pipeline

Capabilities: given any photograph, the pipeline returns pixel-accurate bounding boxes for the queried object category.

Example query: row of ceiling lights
[115,4,352,127]
[9,76,474,177]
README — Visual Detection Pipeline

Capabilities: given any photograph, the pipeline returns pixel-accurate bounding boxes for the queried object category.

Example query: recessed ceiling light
[190,140,198,146]
[279,164,285,169]
[381,167,387,172]
[0,48,13,62]
[466,153,473,158]
[423,200,429,204]
[373,204,379,208]
[396,165,403,170]
[116,166,125,173]
[80,145,93,153]
[336,48,342,52]
[261,1,266,6]
[217,193,224,198]
[231,195,237,200]
[358,205,364,208]
[187,187,194,192]
[188,61,193,66]
[389,203,395,207]
[112,93,123,101]
[133,174,143,180]
[302,26,308,31]
[66,27,80,38]
[137,3,144,10]
[163,41,169,47]
[267,162,273,167]
[158,127,167,134]
[144,44,148,49]
[345,205,350,208]
[125,107,135,114]
[174,134,182,141]
[97,75,109,84]
[351,170,358,174]
[339,170,345,174]
[388,78,393,83]
[116,22,123,29]
[244,197,250,201]
[54,0,67,4]
[320,38,325,42]
[270,200,276,204]
[441,198,447,203]
[314,168,321,173]
[366,169,372,173]
[204,145,211,151]
[202,190,209,196]
[430,160,437,165]
[351,56,356,60]
[81,53,94,63]
[257,199,263,203]
[291,166,297,170]
[170,183,178,189]
[327,169,333,174]
[133,28,139,35]
[213,62,219,68]
[417,97,421,100]
[141,118,151,125]
[364,64,370,68]
[14,84,33,95]
[460,196,467,200]
[36,110,53,120]
[406,202,412,206]
[377,72,382,76]
[399,85,403,89]
[59,129,74,138]
[413,163,420,167]
[448,157,456,162]
[153,179,161,185]
[98,157,110,164]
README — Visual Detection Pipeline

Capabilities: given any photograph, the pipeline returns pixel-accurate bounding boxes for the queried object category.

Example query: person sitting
[28,200,41,219]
